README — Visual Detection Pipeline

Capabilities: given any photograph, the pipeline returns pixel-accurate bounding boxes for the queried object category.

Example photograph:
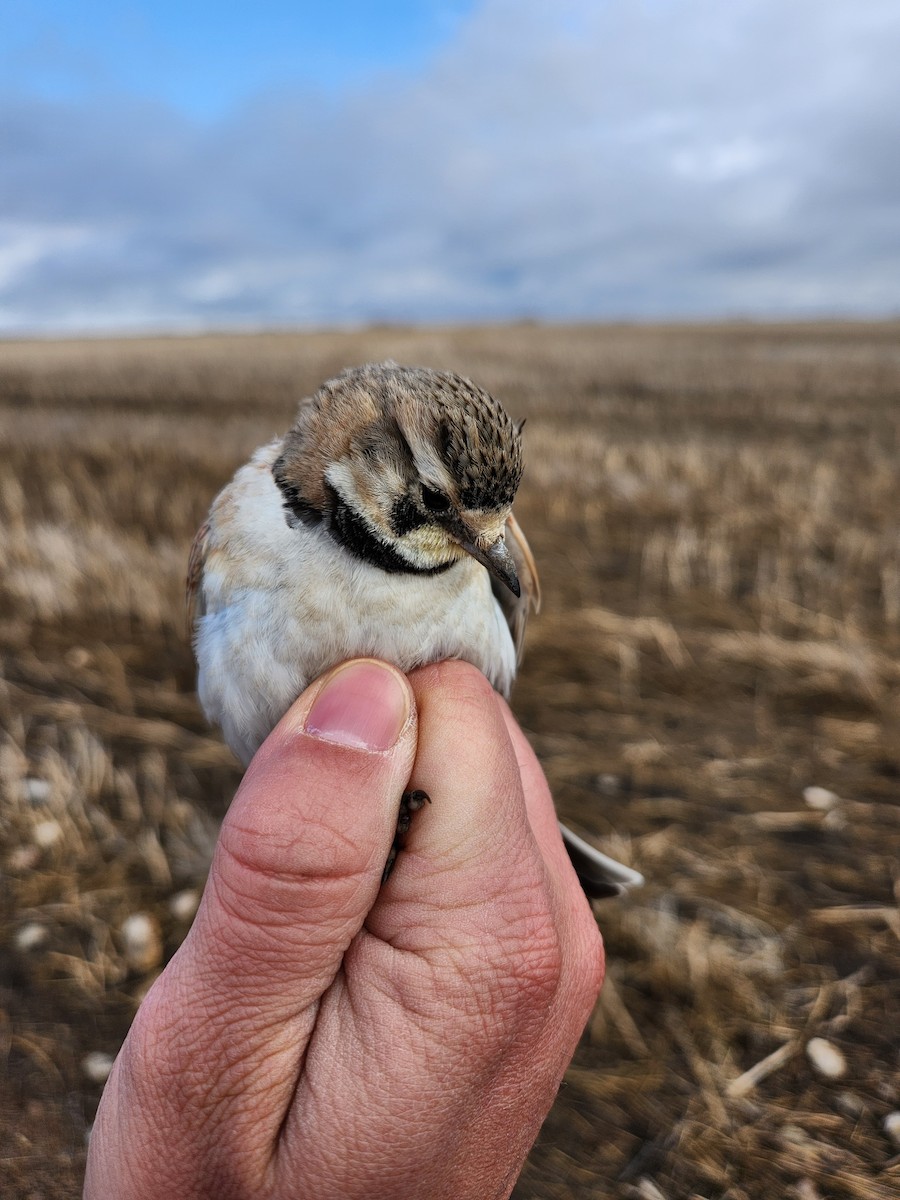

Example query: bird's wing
[185,518,211,635]
[495,511,541,663]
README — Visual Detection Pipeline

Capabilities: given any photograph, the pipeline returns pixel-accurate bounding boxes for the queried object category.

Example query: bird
[187,361,643,899]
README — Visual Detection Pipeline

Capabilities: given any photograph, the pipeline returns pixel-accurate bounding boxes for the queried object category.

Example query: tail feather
[559,823,644,900]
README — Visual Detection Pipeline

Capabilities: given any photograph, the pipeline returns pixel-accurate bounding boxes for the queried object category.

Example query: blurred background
[1,4,900,1199]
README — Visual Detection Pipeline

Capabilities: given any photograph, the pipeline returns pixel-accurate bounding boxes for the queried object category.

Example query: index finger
[366,659,553,949]
[495,696,586,899]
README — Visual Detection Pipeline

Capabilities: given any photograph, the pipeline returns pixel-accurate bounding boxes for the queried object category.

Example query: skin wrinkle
[281,1018,431,1195]
[171,952,321,1042]
[331,968,458,1092]
[116,1044,250,1196]
[213,820,374,921]
[369,862,532,944]
[132,941,325,1171]
[225,770,392,879]
[217,820,372,897]
[220,805,366,875]
[289,1060,466,1195]
[132,976,307,1124]
[134,1016,314,1200]
[291,966,552,1200]
[376,914,563,1032]
[344,934,497,1041]
[197,729,415,975]
[201,868,359,978]
[267,967,356,1177]
[370,819,555,961]
[336,903,565,1098]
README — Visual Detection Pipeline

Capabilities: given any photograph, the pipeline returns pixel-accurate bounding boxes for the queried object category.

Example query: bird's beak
[458,534,521,598]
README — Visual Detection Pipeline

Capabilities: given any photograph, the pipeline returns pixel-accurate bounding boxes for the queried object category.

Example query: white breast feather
[195,441,516,765]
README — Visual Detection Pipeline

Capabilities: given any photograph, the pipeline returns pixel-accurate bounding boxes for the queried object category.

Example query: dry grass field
[1,321,899,1199]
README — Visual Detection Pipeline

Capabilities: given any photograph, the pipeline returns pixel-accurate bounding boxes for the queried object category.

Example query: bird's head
[272,363,524,596]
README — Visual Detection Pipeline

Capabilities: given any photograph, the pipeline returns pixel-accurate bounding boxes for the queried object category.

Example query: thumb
[191,657,417,1013]
[87,659,417,1199]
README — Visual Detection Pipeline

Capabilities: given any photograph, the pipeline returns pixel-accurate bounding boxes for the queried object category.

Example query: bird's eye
[421,485,451,513]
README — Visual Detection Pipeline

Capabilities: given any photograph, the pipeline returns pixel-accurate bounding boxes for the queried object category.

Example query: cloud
[2,0,899,332]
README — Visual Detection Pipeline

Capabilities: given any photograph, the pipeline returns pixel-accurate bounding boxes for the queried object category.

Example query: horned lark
[188,362,642,898]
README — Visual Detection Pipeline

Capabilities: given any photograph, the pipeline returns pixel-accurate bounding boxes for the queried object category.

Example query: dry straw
[2,322,899,1198]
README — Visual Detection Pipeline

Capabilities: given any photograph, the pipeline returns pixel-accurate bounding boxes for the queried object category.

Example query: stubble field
[1,322,899,1199]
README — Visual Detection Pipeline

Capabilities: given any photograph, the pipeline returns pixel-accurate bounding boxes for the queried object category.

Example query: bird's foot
[382,789,430,883]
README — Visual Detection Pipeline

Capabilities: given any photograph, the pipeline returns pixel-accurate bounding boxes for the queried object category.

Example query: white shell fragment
[884,1112,900,1148]
[169,888,201,922]
[32,819,63,848]
[636,1178,668,1200]
[15,922,49,952]
[22,777,52,804]
[596,773,621,795]
[81,1051,115,1085]
[795,1180,823,1200]
[803,786,840,811]
[120,912,163,973]
[805,1037,847,1079]
[6,844,41,872]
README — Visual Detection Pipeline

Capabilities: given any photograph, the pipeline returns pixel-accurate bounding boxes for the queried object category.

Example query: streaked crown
[321,362,523,511]
[385,363,523,510]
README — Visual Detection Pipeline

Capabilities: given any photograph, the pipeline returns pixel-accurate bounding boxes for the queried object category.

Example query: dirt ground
[1,322,899,1199]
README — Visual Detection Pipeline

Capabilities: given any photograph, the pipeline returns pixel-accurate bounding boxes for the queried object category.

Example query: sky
[2,0,899,333]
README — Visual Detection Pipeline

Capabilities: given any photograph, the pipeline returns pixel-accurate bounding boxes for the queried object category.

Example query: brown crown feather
[273,362,524,514]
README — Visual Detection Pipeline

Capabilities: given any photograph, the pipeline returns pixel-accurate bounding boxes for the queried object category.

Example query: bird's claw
[382,789,431,882]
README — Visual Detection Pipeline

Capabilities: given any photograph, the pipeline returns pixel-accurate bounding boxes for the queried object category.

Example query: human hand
[85,659,604,1200]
